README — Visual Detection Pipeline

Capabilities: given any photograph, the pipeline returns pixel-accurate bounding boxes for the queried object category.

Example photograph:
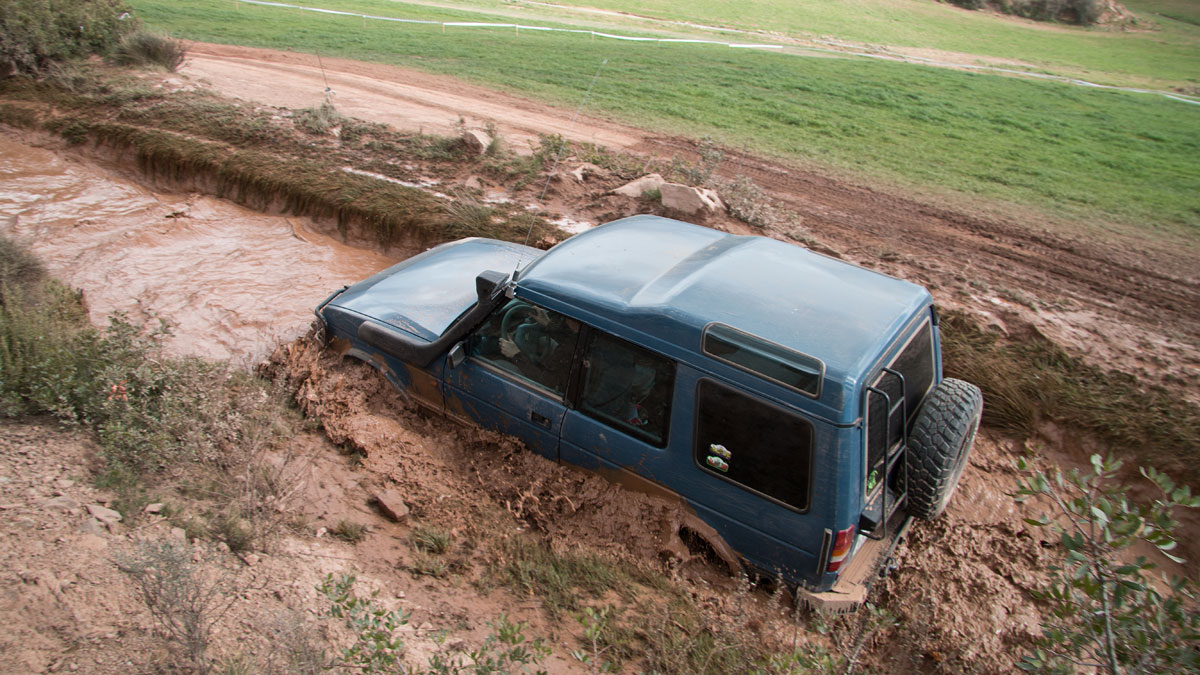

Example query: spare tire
[907,378,983,520]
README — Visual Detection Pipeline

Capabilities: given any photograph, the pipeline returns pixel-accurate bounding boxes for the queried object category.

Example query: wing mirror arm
[448,342,468,369]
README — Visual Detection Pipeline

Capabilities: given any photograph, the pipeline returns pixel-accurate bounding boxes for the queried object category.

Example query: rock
[54,478,74,489]
[461,130,492,156]
[79,519,106,537]
[567,162,602,183]
[144,503,164,514]
[43,495,78,512]
[374,489,410,522]
[464,175,485,190]
[611,173,665,198]
[169,527,188,543]
[85,503,122,527]
[660,183,726,215]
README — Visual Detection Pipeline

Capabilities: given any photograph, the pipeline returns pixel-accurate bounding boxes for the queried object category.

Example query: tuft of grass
[330,519,368,543]
[110,31,187,72]
[941,311,1200,485]
[293,101,343,136]
[487,535,632,617]
[410,524,451,554]
[443,194,496,239]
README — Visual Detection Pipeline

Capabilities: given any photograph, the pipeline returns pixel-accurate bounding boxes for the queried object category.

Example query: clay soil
[1,43,1198,674]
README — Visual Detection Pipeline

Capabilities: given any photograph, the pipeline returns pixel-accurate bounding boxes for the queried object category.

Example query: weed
[115,539,242,674]
[110,31,187,71]
[411,524,452,554]
[717,175,790,230]
[572,606,617,673]
[409,552,450,578]
[443,194,496,239]
[319,573,550,673]
[641,187,662,203]
[331,519,369,543]
[294,101,343,136]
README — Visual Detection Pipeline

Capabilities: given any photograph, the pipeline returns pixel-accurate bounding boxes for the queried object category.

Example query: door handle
[530,411,551,429]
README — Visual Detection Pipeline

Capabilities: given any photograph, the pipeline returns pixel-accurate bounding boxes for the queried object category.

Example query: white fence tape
[233,0,1194,105]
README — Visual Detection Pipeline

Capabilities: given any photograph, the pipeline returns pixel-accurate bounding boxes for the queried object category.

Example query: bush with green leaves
[1015,454,1200,673]
[0,0,134,75]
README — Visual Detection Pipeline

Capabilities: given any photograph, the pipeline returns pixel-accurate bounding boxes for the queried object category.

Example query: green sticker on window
[867,469,880,492]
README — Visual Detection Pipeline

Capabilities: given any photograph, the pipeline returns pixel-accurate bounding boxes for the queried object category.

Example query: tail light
[826,525,856,573]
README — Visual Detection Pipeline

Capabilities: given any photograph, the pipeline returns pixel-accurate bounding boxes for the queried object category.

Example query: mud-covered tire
[907,378,983,520]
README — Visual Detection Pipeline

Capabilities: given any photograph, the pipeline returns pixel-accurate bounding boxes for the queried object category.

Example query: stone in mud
[611,173,665,198]
[461,130,492,156]
[85,504,122,529]
[374,489,410,522]
[660,183,725,215]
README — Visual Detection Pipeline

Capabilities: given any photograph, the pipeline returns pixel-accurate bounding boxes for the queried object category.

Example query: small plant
[640,187,662,203]
[718,175,789,230]
[294,102,343,135]
[115,540,241,674]
[572,606,616,674]
[409,552,449,578]
[411,524,453,555]
[110,31,186,72]
[444,195,496,239]
[1015,454,1200,674]
[319,574,410,673]
[331,519,368,544]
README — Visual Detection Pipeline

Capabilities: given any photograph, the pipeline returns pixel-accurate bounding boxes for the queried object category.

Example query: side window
[470,299,580,396]
[578,332,675,446]
[694,379,813,512]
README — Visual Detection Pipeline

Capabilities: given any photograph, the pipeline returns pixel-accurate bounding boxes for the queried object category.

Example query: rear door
[443,298,580,460]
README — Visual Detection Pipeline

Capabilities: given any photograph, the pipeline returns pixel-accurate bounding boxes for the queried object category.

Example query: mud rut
[2,46,1199,672]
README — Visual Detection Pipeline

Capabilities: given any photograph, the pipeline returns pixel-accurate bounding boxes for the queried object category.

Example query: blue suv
[316,215,982,610]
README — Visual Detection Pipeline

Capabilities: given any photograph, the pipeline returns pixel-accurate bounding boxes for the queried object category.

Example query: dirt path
[183,42,644,153]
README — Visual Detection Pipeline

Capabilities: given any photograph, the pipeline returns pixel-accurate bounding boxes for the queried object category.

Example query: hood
[329,238,541,341]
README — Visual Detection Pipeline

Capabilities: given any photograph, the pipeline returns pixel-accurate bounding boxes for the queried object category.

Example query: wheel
[907,378,983,520]
[499,301,537,342]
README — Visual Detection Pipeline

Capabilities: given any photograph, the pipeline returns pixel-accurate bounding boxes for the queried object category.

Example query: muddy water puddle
[0,133,398,361]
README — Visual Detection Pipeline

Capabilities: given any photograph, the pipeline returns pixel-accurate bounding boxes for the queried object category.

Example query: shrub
[1015,454,1200,673]
[110,30,186,72]
[0,0,134,75]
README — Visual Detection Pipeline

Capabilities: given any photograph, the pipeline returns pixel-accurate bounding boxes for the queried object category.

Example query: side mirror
[476,270,508,301]
[448,342,468,369]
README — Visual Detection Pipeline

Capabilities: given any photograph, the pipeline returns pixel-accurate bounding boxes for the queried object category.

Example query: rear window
[694,379,813,511]
[702,323,823,398]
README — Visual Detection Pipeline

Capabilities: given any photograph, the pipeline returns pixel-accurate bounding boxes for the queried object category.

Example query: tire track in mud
[646,136,1200,347]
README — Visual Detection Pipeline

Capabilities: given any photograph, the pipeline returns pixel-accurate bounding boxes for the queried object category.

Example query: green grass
[515,0,1200,88]
[131,0,1200,237]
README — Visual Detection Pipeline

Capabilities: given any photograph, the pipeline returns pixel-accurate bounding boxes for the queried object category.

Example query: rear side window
[694,379,813,511]
[578,331,675,446]
[702,324,823,398]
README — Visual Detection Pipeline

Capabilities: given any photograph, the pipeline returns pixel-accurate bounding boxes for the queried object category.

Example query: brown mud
[0,131,400,361]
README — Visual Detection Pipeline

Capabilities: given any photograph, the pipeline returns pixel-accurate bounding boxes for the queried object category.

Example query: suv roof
[518,215,932,410]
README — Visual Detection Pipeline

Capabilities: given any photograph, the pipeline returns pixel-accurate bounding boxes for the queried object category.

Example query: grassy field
[130,0,1200,237]
[532,0,1200,86]
[431,0,1200,89]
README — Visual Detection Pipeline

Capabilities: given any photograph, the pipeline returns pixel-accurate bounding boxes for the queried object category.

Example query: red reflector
[826,525,856,573]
